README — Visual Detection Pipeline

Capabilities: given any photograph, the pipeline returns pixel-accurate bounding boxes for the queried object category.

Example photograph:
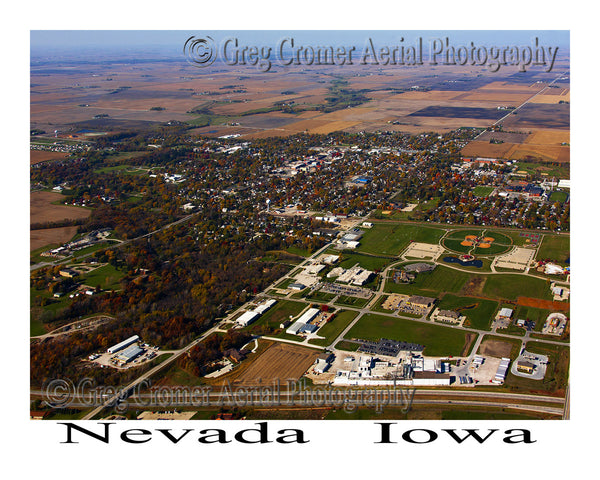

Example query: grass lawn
[81,264,125,291]
[309,310,359,346]
[536,234,570,264]
[482,274,552,301]
[338,252,392,272]
[345,313,475,357]
[356,223,445,256]
[436,294,498,330]
[334,295,371,308]
[505,343,569,394]
[305,291,337,303]
[333,340,361,351]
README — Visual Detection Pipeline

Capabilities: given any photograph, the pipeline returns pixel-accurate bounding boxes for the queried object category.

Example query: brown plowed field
[30,226,79,251]
[517,296,570,312]
[30,150,69,165]
[231,342,320,386]
[31,191,91,224]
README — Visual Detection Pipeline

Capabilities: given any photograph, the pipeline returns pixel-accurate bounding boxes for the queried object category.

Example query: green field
[436,294,498,330]
[356,223,445,256]
[536,234,570,264]
[384,265,471,297]
[345,313,475,356]
[309,310,359,346]
[482,274,552,301]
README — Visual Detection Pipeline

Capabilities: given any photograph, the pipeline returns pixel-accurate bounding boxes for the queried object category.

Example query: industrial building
[286,308,320,335]
[115,344,144,364]
[493,357,511,384]
[497,307,513,320]
[236,299,277,327]
[107,335,140,354]
[236,311,260,327]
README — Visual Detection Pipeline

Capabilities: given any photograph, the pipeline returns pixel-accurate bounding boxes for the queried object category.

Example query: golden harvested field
[394,90,463,101]
[530,90,570,104]
[30,191,91,224]
[231,342,319,386]
[524,130,570,145]
[30,150,69,165]
[506,144,570,163]
[461,140,516,159]
[450,92,532,105]
[477,81,545,93]
[30,226,78,251]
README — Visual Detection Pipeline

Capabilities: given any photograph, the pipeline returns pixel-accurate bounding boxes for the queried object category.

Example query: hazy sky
[31,30,570,53]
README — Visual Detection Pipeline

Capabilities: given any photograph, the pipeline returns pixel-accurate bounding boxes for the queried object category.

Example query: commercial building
[406,295,436,309]
[517,360,535,374]
[107,335,140,354]
[497,308,513,320]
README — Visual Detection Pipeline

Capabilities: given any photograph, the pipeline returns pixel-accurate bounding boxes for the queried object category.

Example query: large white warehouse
[107,335,140,354]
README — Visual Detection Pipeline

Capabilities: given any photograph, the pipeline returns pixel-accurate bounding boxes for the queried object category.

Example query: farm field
[30,191,91,224]
[345,313,476,357]
[30,150,69,165]
[230,342,319,385]
[30,225,78,251]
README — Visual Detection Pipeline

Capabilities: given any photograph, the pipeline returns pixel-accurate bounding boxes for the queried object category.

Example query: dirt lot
[478,339,513,357]
[231,342,320,386]
[30,225,79,251]
[30,191,91,224]
[517,296,570,312]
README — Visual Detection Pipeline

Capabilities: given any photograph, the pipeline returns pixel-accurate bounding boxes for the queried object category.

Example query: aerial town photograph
[28,28,572,425]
